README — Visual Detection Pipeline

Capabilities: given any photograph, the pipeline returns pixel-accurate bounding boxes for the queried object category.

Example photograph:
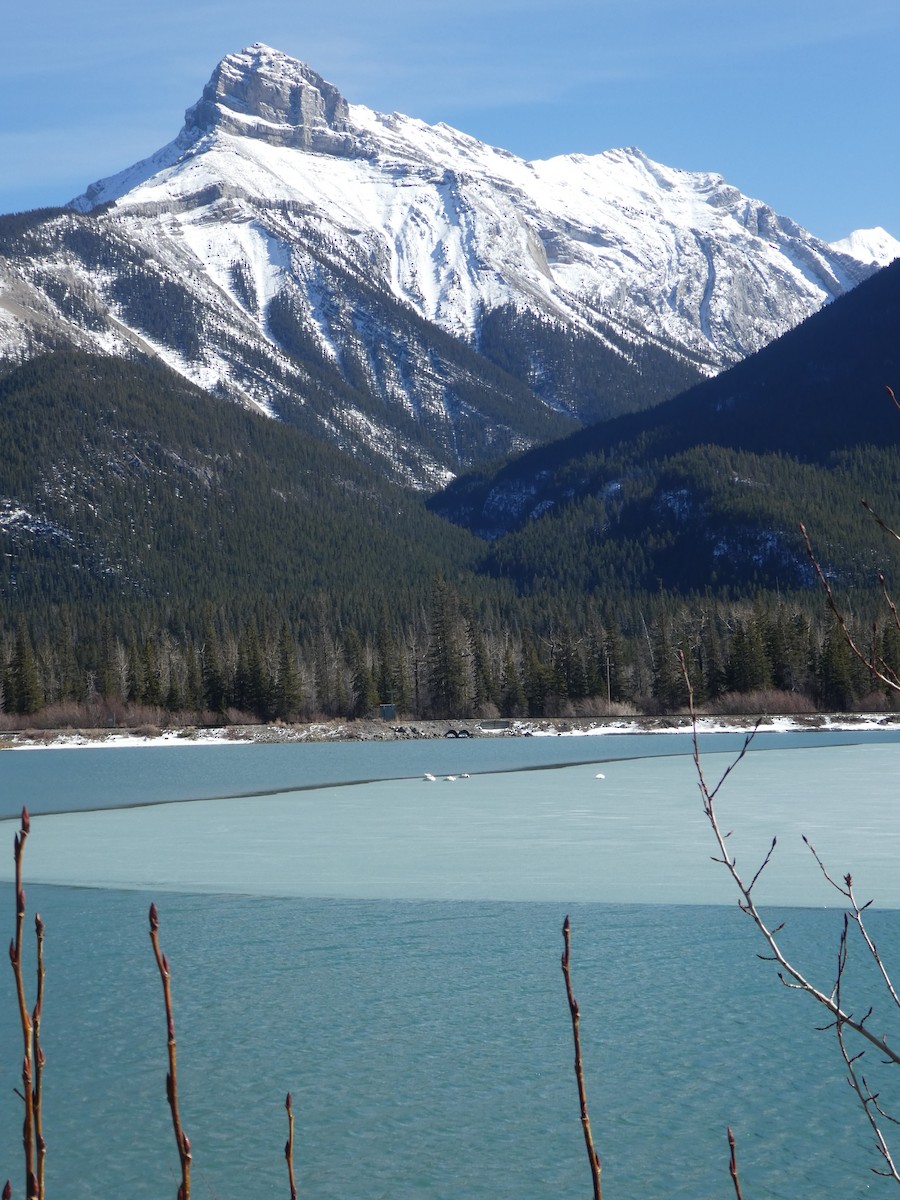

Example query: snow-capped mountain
[0,44,880,485]
[830,226,900,268]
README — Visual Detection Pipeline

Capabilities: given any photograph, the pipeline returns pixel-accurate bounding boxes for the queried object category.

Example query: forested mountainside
[1,334,898,725]
[431,257,900,595]
[0,350,489,631]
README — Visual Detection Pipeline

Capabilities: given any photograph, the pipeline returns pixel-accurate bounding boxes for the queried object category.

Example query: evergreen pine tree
[345,628,378,717]
[816,621,857,711]
[6,621,44,715]
[184,644,204,711]
[522,635,553,717]
[201,618,227,714]
[142,640,162,706]
[651,614,684,711]
[273,625,302,720]
[426,578,468,717]
[467,619,498,715]
[499,646,527,717]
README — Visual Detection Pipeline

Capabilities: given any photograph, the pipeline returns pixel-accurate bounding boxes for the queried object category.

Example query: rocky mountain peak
[181,43,358,156]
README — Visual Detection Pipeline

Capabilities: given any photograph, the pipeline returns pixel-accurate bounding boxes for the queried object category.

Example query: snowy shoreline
[1,711,898,751]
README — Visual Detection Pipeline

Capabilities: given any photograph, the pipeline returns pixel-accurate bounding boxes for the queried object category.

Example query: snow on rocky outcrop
[0,44,885,485]
[71,44,875,367]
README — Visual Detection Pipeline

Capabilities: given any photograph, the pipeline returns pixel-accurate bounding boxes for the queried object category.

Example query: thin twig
[285,1092,297,1200]
[804,837,900,1013]
[32,915,44,1200]
[832,921,900,1181]
[799,525,895,690]
[561,916,602,1200]
[727,1127,745,1200]
[860,501,900,546]
[9,808,37,1199]
[800,514,900,694]
[148,903,191,1200]
[878,574,900,642]
[679,650,900,1067]
[682,648,900,1183]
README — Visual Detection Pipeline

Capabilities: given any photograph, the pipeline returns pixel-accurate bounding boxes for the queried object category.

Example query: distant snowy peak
[182,43,358,157]
[830,226,900,268]
[57,42,879,423]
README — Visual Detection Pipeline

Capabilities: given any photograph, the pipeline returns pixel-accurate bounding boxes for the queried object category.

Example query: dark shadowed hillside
[430,258,900,596]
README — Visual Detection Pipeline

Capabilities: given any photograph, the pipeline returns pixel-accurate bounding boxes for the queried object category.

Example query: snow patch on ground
[4,712,899,752]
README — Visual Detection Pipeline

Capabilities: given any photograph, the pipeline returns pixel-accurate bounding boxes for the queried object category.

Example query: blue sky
[4,0,898,242]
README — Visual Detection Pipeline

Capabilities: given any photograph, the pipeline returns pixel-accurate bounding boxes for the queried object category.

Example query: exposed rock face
[1,45,885,490]
[182,43,358,156]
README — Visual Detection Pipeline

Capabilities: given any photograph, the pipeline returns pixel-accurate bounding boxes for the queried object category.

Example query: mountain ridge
[428,256,900,596]
[68,44,875,369]
[0,43,884,489]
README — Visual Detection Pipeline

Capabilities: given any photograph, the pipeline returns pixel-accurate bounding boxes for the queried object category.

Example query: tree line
[3,584,898,726]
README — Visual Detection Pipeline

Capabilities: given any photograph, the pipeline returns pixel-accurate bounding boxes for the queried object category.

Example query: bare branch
[805,835,900,1013]
[727,1127,745,1200]
[746,838,777,895]
[285,1092,298,1200]
[800,525,895,689]
[878,574,900,647]
[861,500,900,546]
[561,916,602,1200]
[148,904,192,1200]
[9,809,37,1199]
[803,836,852,899]
[834,957,900,1183]
[682,634,900,1183]
[680,652,900,1070]
[32,915,45,1200]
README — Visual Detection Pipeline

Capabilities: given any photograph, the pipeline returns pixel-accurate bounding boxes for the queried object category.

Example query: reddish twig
[8,808,38,1200]
[148,904,191,1200]
[32,915,45,1200]
[561,916,602,1200]
[727,1127,744,1200]
[285,1092,298,1200]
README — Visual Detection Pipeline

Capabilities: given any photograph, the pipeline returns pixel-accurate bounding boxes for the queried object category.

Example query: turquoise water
[0,727,896,815]
[2,738,899,906]
[0,732,896,1198]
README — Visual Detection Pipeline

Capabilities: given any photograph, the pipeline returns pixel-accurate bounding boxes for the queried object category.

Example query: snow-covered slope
[0,44,881,485]
[72,44,874,366]
[830,226,900,268]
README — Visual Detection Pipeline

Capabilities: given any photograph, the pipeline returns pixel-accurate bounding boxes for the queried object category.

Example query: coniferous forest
[1,327,899,728]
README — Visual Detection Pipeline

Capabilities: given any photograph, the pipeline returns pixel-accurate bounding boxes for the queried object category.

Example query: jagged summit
[181,44,357,156]
[10,43,884,488]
